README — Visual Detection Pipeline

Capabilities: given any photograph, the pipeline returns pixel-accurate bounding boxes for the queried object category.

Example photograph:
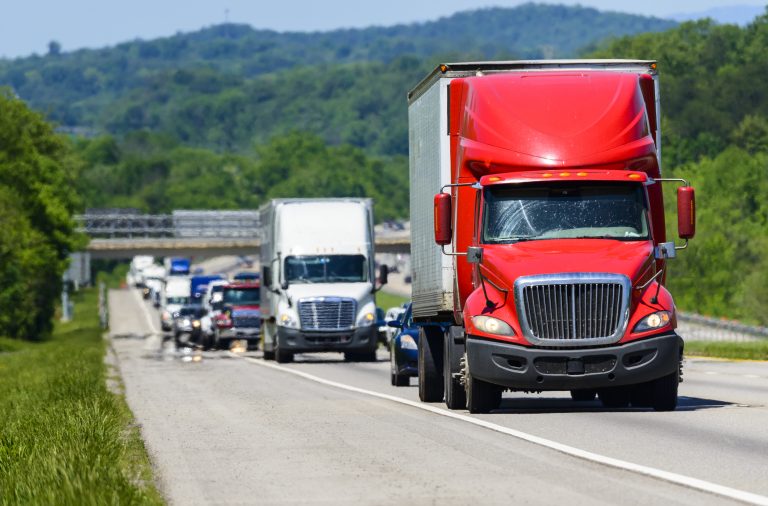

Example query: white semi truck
[259,198,387,363]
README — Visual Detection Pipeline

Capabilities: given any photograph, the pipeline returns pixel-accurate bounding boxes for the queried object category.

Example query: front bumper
[277,325,377,353]
[219,327,261,341]
[466,333,682,391]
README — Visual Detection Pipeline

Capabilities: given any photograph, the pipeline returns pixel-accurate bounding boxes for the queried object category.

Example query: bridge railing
[75,210,260,239]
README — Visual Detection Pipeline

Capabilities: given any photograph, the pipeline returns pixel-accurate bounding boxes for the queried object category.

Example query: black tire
[651,371,678,411]
[262,350,275,360]
[444,332,466,410]
[418,327,444,402]
[629,382,654,408]
[465,371,501,414]
[275,343,293,363]
[345,351,377,362]
[570,389,597,402]
[391,372,409,386]
[598,387,631,408]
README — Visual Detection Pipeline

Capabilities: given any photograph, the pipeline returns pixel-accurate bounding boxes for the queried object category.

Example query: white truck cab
[160,276,191,331]
[259,198,387,363]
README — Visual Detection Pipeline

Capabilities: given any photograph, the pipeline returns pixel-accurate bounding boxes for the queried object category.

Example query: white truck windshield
[483,183,649,243]
[285,255,367,283]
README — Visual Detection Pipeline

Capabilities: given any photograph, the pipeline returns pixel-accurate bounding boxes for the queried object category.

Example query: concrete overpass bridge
[76,211,410,259]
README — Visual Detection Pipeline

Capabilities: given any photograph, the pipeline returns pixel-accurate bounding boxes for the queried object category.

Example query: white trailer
[258,198,386,363]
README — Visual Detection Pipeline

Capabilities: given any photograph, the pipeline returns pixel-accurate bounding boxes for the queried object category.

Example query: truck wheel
[262,350,275,360]
[275,344,293,363]
[418,327,444,402]
[629,382,653,408]
[598,387,631,408]
[651,371,678,411]
[444,332,466,410]
[345,351,377,362]
[570,389,597,402]
[465,371,501,414]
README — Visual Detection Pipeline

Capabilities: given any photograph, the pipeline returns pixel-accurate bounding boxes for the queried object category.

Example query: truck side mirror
[263,266,272,288]
[379,264,389,286]
[677,186,696,240]
[434,193,452,245]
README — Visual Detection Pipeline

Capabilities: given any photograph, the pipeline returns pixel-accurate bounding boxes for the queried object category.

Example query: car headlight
[182,318,191,327]
[192,320,201,328]
[399,334,418,350]
[279,313,299,328]
[162,311,171,322]
[357,312,375,327]
[472,315,515,336]
[633,311,671,333]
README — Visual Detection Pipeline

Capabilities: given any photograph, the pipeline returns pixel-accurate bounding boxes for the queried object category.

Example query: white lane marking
[743,375,761,379]
[705,371,720,375]
[239,355,768,506]
[131,288,160,334]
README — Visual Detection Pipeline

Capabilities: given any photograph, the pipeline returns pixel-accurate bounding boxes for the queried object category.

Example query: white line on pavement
[239,354,768,506]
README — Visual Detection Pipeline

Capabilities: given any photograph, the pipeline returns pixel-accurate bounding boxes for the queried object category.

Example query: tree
[0,89,81,339]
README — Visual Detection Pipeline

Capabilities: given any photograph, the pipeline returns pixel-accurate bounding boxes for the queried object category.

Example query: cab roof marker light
[577,172,588,176]
[559,172,571,177]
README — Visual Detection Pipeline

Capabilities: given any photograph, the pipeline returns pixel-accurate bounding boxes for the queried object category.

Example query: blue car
[388,303,419,386]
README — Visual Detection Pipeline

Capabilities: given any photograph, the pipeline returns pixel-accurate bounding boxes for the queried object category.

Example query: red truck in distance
[408,60,696,413]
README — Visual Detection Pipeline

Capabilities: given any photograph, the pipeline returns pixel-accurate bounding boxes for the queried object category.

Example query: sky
[0,0,764,58]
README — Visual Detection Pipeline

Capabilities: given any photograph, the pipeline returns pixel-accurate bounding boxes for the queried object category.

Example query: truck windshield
[483,182,649,244]
[285,255,367,283]
[222,288,260,305]
[166,296,189,305]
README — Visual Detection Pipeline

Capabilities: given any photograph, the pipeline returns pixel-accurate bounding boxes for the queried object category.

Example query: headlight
[162,311,171,322]
[279,313,299,328]
[472,315,515,336]
[357,312,376,327]
[399,334,418,350]
[633,311,671,333]
[182,318,191,327]
[192,320,201,328]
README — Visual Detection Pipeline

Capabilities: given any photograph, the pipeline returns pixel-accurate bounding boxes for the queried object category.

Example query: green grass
[0,287,163,505]
[686,340,768,361]
[376,290,409,311]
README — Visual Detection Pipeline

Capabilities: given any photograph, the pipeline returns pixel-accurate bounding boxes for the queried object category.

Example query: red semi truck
[408,60,696,413]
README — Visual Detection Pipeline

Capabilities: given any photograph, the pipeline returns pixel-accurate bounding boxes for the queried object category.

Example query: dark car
[214,282,261,350]
[172,305,207,347]
[388,303,419,386]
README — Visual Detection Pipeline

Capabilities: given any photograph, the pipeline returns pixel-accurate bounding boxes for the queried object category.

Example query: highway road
[109,287,768,505]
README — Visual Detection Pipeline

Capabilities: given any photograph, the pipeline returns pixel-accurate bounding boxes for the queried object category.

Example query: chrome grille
[515,274,630,346]
[298,298,356,331]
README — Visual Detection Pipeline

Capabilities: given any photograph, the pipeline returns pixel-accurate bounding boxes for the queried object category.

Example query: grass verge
[0,287,163,505]
[377,290,409,311]
[685,340,768,361]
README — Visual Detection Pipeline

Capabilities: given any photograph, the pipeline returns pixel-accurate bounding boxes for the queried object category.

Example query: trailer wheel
[465,369,501,414]
[598,387,631,408]
[444,332,466,410]
[418,327,444,402]
[570,389,597,402]
[651,371,678,411]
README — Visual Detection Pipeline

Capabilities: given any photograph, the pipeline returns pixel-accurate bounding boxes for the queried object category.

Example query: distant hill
[671,5,765,26]
[0,3,676,133]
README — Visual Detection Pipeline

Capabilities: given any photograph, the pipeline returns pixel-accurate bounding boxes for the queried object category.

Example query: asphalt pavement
[109,288,768,505]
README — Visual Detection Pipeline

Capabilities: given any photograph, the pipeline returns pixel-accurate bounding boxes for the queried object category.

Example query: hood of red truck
[481,239,653,288]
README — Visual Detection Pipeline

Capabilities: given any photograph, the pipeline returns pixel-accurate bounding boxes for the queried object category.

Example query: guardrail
[677,313,768,342]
